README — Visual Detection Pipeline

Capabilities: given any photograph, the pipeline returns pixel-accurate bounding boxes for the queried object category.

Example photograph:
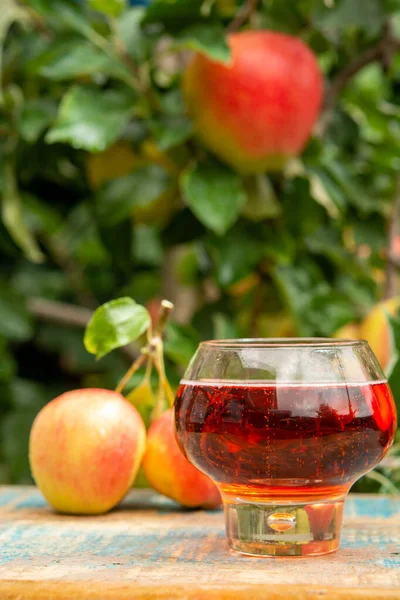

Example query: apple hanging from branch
[184,30,324,174]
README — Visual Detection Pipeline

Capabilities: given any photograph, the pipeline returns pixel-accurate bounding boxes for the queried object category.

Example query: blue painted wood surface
[0,487,398,599]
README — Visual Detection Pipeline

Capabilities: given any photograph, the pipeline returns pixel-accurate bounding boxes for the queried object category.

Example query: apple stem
[115,299,175,400]
[115,353,147,395]
[144,354,153,383]
[158,342,175,403]
[151,341,174,420]
[154,300,174,337]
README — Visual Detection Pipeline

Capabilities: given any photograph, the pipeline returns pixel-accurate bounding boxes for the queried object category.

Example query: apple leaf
[315,0,386,37]
[30,40,129,82]
[181,161,246,235]
[142,0,204,28]
[149,116,193,151]
[95,165,173,226]
[0,0,30,94]
[46,86,133,152]
[84,297,151,359]
[1,161,44,263]
[174,24,231,64]
[19,98,57,143]
[117,7,147,63]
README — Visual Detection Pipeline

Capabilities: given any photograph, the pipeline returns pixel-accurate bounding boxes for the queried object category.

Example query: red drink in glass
[174,340,397,556]
[176,380,396,502]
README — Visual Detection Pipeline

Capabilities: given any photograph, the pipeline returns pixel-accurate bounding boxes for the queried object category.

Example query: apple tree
[0,0,399,489]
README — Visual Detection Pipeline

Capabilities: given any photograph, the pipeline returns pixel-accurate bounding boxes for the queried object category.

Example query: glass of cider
[174,339,397,557]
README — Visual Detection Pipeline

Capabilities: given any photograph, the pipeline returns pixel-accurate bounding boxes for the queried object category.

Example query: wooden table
[0,487,398,599]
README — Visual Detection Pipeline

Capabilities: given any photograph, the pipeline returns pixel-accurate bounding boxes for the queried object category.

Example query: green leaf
[273,260,356,337]
[175,24,231,64]
[96,165,173,226]
[305,226,354,272]
[46,86,133,152]
[242,175,281,221]
[315,0,386,37]
[324,161,381,215]
[181,161,246,235]
[52,1,102,40]
[84,297,151,360]
[206,227,265,287]
[117,8,147,63]
[142,0,204,28]
[1,161,44,263]
[0,0,30,95]
[149,116,193,151]
[31,40,129,81]
[89,0,126,17]
[19,98,57,143]
[0,288,34,342]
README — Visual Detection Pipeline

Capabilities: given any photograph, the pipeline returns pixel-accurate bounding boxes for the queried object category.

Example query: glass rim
[199,338,369,349]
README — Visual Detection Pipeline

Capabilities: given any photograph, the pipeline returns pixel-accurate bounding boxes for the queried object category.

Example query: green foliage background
[0,0,400,490]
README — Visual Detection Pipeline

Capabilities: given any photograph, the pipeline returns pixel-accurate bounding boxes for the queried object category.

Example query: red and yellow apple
[359,298,400,372]
[143,409,221,508]
[184,30,323,174]
[29,388,146,514]
[334,298,400,372]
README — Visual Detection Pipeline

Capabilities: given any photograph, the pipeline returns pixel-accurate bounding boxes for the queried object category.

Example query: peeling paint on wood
[0,487,398,599]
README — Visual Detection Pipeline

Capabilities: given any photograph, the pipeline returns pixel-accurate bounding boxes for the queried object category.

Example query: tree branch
[385,176,400,300]
[28,298,138,361]
[227,0,260,33]
[28,298,92,328]
[319,22,400,135]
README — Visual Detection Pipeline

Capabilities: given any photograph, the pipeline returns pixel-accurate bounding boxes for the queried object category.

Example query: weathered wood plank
[0,487,398,599]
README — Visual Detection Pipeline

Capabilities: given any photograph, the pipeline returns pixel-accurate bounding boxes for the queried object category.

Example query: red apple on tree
[184,30,324,173]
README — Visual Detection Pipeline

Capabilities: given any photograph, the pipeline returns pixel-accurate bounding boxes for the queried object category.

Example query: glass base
[224,498,344,557]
